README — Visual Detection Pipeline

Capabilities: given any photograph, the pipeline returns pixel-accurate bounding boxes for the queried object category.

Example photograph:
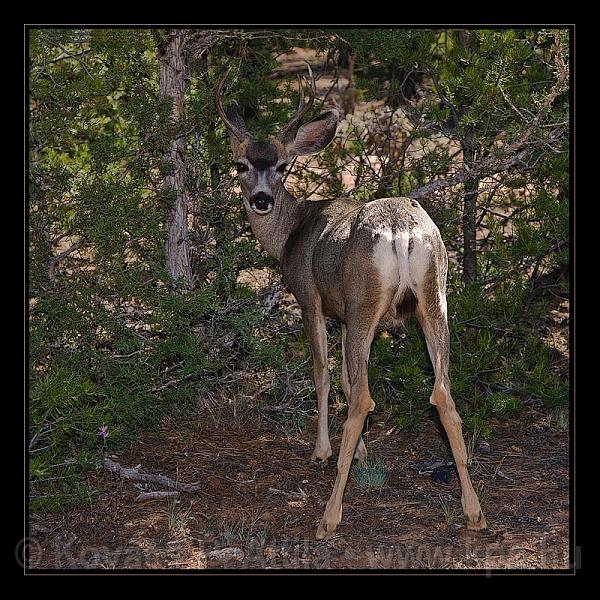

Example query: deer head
[216,67,339,216]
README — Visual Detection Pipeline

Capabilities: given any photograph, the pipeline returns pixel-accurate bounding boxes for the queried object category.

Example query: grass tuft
[354,456,387,489]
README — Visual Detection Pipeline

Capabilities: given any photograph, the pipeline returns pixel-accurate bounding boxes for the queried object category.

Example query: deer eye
[234,162,249,173]
[276,163,288,174]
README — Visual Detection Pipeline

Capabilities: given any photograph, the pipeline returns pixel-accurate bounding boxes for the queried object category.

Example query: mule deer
[216,69,486,539]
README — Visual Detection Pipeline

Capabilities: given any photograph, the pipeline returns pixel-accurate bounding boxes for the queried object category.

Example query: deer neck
[245,187,302,261]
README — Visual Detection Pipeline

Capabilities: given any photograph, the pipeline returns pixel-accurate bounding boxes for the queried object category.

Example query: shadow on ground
[29,403,569,571]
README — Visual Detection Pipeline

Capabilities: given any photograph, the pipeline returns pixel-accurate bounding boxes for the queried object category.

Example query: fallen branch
[267,487,307,501]
[29,415,66,453]
[224,468,262,484]
[148,372,194,393]
[102,458,201,493]
[135,490,179,502]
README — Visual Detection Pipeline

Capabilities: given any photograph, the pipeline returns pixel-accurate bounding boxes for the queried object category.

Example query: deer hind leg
[341,324,367,463]
[415,284,487,530]
[303,303,332,462]
[316,313,379,540]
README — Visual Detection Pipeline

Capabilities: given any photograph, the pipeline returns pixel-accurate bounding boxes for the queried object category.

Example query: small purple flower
[99,425,109,439]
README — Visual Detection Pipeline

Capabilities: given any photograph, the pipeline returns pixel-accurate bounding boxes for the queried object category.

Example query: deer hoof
[353,437,367,463]
[311,444,332,462]
[315,517,338,540]
[466,511,487,531]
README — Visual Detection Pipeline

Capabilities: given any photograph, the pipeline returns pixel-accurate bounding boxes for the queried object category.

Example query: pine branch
[407,30,568,202]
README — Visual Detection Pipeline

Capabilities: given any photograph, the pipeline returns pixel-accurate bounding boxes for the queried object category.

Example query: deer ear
[286,110,339,157]
[225,101,248,134]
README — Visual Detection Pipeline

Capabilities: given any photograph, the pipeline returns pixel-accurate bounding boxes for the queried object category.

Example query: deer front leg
[303,305,332,462]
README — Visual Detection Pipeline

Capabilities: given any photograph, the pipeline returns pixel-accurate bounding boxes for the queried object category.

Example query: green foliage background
[29,28,569,511]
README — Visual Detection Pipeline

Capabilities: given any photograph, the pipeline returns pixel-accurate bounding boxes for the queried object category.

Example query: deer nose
[250,192,274,213]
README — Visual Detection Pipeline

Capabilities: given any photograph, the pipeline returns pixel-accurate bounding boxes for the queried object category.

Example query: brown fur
[217,89,486,539]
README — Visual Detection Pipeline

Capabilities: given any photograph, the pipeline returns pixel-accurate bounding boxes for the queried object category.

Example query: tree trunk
[30,144,55,284]
[455,31,478,286]
[158,29,194,291]
[461,131,478,285]
[342,54,356,116]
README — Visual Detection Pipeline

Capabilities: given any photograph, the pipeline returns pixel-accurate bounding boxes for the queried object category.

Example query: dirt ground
[29,403,570,571]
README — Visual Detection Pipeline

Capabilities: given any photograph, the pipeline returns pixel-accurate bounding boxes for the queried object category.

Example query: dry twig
[135,490,180,502]
[102,458,201,493]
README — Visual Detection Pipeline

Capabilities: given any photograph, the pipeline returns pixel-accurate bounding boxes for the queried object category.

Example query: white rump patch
[407,228,432,288]
[371,226,434,308]
[372,228,409,300]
